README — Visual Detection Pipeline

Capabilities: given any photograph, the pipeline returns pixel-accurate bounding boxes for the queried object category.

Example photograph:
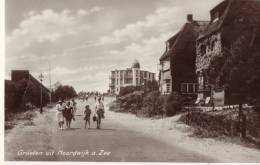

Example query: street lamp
[39,73,44,114]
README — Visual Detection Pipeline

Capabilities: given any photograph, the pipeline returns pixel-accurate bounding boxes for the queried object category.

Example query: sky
[5,0,223,93]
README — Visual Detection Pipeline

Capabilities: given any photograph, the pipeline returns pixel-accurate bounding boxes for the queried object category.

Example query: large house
[159,14,209,99]
[196,0,260,106]
[109,60,155,95]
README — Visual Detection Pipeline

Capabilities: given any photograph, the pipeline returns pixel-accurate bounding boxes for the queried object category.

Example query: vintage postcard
[2,0,260,164]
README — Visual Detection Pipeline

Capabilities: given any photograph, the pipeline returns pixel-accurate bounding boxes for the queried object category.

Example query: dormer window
[212,11,220,23]
[166,41,170,51]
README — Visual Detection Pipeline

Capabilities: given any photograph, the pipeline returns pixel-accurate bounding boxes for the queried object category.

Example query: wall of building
[196,32,223,100]
[109,68,155,95]
[196,32,222,72]
[159,60,172,95]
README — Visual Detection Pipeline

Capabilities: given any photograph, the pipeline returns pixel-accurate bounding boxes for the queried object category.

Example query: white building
[109,60,155,95]
[158,34,178,95]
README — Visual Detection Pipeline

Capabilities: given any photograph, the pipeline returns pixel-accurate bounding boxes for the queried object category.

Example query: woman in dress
[64,101,74,129]
[56,100,64,130]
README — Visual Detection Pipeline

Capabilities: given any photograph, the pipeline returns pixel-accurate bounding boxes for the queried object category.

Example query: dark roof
[169,20,209,56]
[29,75,50,92]
[159,33,179,61]
[198,0,260,40]
[11,70,50,92]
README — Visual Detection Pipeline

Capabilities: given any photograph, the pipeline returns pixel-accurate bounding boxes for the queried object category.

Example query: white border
[1,0,5,163]
[0,0,259,165]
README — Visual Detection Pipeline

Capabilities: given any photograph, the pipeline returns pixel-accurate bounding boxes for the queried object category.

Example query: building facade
[158,33,179,95]
[196,0,260,105]
[159,14,208,102]
[109,60,155,95]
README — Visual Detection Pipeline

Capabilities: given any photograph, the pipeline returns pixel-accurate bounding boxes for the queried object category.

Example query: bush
[165,92,183,116]
[53,85,77,101]
[140,91,164,117]
[5,79,50,113]
[119,86,142,96]
[118,90,144,113]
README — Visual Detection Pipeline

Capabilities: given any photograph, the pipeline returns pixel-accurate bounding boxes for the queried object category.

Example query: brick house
[196,0,260,106]
[166,14,208,100]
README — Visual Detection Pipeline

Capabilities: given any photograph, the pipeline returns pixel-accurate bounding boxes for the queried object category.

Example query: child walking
[84,105,91,129]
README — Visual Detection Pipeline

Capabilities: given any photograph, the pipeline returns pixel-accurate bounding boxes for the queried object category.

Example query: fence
[183,104,254,112]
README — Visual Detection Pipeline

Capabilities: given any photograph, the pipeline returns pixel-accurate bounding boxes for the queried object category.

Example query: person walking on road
[95,97,105,129]
[64,101,74,129]
[84,105,91,129]
[56,100,64,130]
[71,99,77,120]
[95,97,105,118]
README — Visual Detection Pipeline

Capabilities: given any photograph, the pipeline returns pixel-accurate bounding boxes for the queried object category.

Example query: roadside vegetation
[5,81,77,130]
[109,81,184,118]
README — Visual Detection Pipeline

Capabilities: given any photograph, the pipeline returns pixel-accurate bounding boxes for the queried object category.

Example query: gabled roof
[169,20,209,57]
[160,20,209,61]
[198,0,260,40]
[159,33,179,61]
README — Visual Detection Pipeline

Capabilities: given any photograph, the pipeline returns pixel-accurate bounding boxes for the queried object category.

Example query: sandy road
[5,96,216,162]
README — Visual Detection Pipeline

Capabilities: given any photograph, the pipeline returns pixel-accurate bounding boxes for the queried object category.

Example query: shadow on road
[64,128,81,131]
[82,128,116,131]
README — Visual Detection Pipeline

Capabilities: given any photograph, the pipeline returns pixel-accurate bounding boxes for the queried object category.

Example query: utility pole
[39,73,44,113]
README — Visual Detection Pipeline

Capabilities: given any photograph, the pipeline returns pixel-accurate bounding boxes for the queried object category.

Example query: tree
[208,29,260,138]
[53,85,77,101]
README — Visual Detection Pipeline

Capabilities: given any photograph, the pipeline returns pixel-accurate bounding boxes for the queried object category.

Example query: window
[165,79,171,93]
[181,83,197,94]
[200,45,206,55]
[166,83,170,93]
[211,40,216,51]
[165,79,171,83]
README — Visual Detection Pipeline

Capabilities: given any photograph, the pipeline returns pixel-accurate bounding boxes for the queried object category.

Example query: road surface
[5,97,216,162]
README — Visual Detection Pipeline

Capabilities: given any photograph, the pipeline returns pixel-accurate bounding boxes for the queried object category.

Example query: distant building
[109,60,155,95]
[196,0,260,106]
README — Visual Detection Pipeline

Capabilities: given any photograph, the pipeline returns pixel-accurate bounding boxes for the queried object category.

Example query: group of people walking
[56,99,77,130]
[56,96,105,130]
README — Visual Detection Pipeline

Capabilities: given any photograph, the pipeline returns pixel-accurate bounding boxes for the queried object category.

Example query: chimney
[187,14,193,22]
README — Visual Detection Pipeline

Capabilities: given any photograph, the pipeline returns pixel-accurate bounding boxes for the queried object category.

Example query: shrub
[140,91,164,117]
[119,86,142,96]
[165,92,183,116]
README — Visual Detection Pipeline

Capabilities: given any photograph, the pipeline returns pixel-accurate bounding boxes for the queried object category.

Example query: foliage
[207,29,260,105]
[119,86,142,96]
[140,91,164,117]
[52,85,77,101]
[118,90,144,114]
[112,85,167,117]
[179,108,260,142]
[165,92,183,116]
[5,79,50,113]
[145,80,159,92]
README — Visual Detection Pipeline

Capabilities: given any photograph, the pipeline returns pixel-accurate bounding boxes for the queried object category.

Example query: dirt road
[5,97,216,162]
